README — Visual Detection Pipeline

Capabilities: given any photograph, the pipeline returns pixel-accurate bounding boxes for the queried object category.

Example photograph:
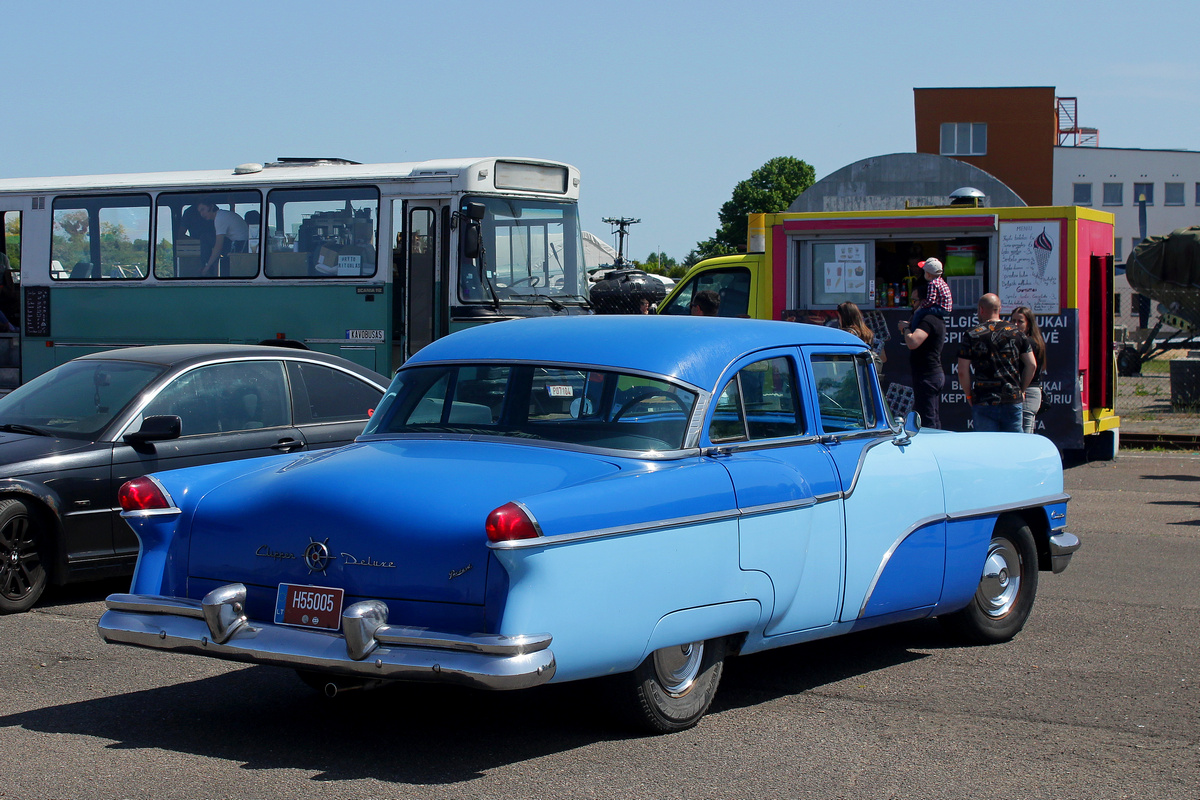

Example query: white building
[1053,146,1200,328]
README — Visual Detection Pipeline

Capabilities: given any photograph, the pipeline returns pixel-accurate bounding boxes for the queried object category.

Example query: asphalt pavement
[1,452,1197,800]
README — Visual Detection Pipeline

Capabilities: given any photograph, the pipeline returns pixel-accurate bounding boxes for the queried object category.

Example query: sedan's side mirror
[124,415,182,445]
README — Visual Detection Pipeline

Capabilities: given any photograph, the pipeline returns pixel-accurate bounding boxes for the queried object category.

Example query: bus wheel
[0,499,48,614]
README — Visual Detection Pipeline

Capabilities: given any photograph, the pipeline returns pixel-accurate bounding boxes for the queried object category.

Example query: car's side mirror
[124,415,182,445]
[892,411,921,446]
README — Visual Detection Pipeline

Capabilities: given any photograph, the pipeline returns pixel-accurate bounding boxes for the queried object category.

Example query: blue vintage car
[99,316,1078,732]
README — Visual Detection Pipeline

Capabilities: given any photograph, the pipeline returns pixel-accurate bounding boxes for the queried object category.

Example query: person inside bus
[198,202,249,277]
[176,204,216,270]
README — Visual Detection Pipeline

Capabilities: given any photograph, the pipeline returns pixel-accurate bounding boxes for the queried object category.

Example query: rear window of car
[364,363,698,452]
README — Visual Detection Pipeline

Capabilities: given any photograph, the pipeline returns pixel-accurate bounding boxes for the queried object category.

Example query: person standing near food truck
[957,293,1037,433]
[898,282,945,429]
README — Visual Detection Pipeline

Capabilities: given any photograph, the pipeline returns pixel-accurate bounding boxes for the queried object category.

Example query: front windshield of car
[364,364,698,452]
[0,359,164,440]
[458,197,588,303]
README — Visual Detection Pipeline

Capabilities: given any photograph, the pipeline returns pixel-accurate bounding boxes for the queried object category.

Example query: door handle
[271,438,305,452]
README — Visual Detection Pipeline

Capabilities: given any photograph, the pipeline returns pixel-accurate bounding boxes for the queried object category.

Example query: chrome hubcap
[978,537,1021,618]
[653,641,705,697]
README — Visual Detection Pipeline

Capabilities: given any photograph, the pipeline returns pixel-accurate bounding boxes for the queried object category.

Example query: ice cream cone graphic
[1032,227,1053,278]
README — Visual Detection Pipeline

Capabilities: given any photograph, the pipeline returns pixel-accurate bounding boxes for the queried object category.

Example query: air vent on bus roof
[265,157,362,168]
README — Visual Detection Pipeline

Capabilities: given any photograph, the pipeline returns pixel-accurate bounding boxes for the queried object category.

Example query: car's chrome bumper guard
[1048,530,1081,574]
[97,583,555,691]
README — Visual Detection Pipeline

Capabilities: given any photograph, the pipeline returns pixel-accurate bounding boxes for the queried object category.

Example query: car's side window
[142,361,289,436]
[709,356,803,443]
[810,354,871,432]
[287,362,383,424]
[709,377,746,442]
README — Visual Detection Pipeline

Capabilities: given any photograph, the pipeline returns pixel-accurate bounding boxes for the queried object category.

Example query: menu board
[24,286,50,337]
[822,243,867,294]
[998,220,1061,312]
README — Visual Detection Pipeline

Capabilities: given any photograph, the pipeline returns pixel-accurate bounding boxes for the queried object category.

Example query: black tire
[941,517,1038,644]
[0,498,48,614]
[627,637,726,733]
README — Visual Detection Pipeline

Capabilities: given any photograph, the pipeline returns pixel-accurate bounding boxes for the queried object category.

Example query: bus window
[155,190,261,279]
[265,186,379,279]
[52,194,151,281]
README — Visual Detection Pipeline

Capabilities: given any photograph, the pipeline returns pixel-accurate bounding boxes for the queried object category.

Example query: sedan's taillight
[118,476,173,512]
[485,502,541,543]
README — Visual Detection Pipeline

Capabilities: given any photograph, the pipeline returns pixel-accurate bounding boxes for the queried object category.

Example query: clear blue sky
[3,0,1198,261]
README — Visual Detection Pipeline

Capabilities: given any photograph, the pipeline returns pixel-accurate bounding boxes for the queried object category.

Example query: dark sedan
[0,344,387,613]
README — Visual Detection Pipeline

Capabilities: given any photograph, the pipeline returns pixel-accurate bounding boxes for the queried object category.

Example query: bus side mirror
[463,226,480,259]
[124,415,182,445]
[461,202,486,259]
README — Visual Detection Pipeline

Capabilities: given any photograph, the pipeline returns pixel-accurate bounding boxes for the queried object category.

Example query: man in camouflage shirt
[956,293,1037,433]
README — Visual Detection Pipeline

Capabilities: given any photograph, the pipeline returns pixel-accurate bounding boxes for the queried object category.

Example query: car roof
[405,316,864,388]
[73,344,389,386]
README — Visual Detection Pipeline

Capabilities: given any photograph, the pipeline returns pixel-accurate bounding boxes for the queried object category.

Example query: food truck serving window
[810,242,872,307]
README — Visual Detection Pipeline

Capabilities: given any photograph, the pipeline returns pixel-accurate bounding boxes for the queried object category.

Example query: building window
[940,122,987,156]
[1133,182,1154,205]
[1103,183,1123,206]
[1073,183,1093,205]
[1114,293,1122,316]
[1113,237,1122,262]
[1165,182,1185,206]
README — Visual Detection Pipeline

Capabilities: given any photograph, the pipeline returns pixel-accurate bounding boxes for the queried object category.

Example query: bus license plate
[275,583,344,631]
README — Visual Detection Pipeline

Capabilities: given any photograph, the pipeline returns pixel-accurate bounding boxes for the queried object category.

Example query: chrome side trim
[944,493,1071,521]
[841,436,893,498]
[488,507,743,550]
[511,500,545,537]
[120,507,183,519]
[736,497,817,516]
[857,513,948,619]
[98,589,555,691]
[813,491,843,505]
[856,494,1076,617]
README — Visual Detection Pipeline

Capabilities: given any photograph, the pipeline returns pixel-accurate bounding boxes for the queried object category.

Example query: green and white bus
[0,156,590,387]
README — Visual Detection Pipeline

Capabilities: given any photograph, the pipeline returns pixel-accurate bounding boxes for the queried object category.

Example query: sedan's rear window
[365,364,698,452]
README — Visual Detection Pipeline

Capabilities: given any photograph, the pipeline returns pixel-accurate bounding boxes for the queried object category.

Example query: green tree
[697,156,816,255]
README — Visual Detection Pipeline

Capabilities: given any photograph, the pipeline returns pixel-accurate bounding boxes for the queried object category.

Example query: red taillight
[485,502,540,543]
[118,476,171,512]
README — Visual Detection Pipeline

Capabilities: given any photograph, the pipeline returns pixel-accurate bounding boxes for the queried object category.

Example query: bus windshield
[458,197,586,303]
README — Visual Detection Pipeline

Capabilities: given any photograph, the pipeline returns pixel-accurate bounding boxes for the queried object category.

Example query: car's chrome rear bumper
[1048,530,1081,574]
[97,583,555,691]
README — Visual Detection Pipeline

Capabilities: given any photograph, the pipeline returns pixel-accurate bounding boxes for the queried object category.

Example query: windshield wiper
[508,292,566,312]
[0,423,50,437]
